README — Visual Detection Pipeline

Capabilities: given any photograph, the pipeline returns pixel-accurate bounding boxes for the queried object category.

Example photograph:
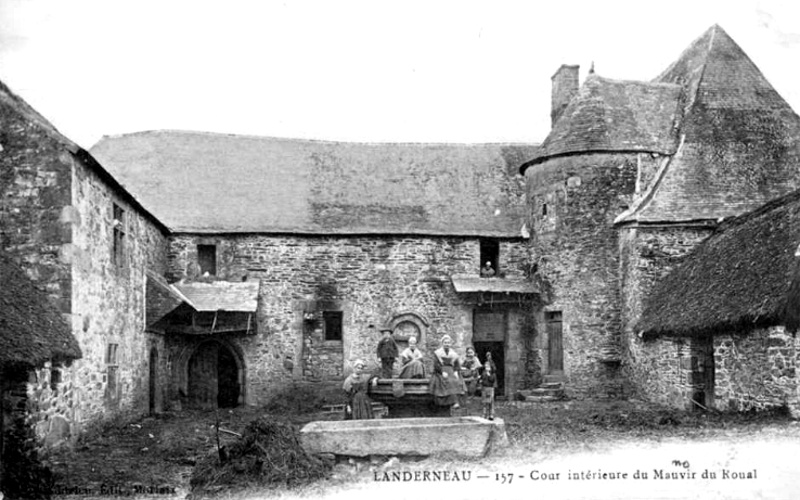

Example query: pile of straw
[190,418,330,493]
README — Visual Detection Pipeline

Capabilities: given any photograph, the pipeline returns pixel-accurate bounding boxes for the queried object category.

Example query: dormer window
[198,244,217,276]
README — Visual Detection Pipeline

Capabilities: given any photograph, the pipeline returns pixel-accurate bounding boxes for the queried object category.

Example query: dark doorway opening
[149,347,158,414]
[187,342,241,409]
[474,341,505,396]
[217,346,240,408]
[691,336,715,411]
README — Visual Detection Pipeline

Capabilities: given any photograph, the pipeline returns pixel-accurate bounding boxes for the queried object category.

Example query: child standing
[480,352,497,420]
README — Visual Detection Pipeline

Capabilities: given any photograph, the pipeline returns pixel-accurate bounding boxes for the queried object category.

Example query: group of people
[343,329,498,421]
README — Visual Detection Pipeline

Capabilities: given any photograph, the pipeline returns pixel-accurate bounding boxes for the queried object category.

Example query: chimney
[551,64,579,127]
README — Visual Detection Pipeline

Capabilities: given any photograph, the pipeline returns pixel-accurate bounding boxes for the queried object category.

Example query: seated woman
[342,359,378,420]
[428,335,465,408]
[398,336,426,379]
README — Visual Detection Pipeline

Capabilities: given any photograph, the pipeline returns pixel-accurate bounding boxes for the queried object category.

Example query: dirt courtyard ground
[47,399,800,500]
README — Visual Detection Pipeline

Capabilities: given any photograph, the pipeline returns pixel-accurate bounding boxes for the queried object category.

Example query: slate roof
[172,281,260,312]
[620,25,800,223]
[524,25,800,224]
[521,75,682,170]
[0,81,168,233]
[451,275,538,294]
[90,131,537,236]
[638,189,800,337]
[145,271,186,329]
[0,253,81,366]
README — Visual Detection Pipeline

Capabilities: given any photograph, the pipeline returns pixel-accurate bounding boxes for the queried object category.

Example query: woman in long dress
[398,336,426,379]
[342,359,378,419]
[428,335,465,408]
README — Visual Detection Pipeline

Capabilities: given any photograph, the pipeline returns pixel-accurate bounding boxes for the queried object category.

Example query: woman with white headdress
[398,336,426,379]
[342,359,378,419]
[428,335,465,408]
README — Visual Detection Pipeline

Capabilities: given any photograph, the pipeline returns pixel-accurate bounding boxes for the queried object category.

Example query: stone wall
[714,326,799,413]
[619,225,713,405]
[525,153,637,396]
[66,156,169,429]
[165,234,532,404]
[0,100,72,312]
[0,95,170,441]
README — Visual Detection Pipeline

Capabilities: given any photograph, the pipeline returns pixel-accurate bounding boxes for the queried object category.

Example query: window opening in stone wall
[112,203,126,270]
[198,244,217,276]
[480,239,499,277]
[50,367,61,395]
[323,311,343,341]
[542,203,548,216]
[106,343,119,397]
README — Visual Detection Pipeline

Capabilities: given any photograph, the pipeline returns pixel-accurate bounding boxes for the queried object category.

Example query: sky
[0,0,799,150]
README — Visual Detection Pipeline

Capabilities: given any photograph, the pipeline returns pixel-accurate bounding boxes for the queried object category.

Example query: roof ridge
[587,73,681,89]
[715,187,800,231]
[94,129,539,148]
[614,138,683,224]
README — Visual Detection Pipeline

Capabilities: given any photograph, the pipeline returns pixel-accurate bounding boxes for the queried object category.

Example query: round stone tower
[521,67,682,396]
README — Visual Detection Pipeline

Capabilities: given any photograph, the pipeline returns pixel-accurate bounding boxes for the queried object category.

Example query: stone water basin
[300,416,508,458]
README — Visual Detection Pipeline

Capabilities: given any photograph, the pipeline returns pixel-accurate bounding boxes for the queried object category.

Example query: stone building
[638,190,800,414]
[2,21,800,447]
[91,132,540,405]
[0,80,170,444]
[521,24,800,408]
[0,252,81,492]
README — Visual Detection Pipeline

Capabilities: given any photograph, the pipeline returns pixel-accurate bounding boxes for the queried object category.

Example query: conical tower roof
[521,74,682,171]
[621,25,800,223]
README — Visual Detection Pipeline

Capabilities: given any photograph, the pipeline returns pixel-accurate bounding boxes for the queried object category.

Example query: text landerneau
[374,470,472,482]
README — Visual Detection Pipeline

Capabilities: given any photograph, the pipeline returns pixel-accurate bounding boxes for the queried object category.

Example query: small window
[545,311,562,322]
[50,367,61,394]
[112,203,126,270]
[542,203,548,216]
[198,244,217,276]
[323,311,343,341]
[106,343,119,398]
[480,238,499,276]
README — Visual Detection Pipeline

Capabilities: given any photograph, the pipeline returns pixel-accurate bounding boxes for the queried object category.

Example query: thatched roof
[521,75,682,170]
[90,131,537,237]
[638,188,800,337]
[0,254,81,366]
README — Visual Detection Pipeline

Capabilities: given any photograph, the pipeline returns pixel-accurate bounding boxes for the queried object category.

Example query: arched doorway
[186,341,242,408]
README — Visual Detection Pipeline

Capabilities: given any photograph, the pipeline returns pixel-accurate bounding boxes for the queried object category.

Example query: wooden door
[188,342,219,408]
[546,311,563,372]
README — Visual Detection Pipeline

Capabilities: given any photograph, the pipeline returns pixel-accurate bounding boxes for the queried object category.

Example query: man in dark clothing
[376,328,399,378]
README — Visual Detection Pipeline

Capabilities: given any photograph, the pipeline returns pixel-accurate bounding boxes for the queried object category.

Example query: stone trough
[300,416,508,458]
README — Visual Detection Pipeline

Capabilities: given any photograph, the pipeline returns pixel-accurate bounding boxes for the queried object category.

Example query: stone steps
[516,381,566,402]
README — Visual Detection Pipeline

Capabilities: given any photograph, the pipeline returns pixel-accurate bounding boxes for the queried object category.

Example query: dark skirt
[347,392,374,420]
[428,365,465,406]
[399,359,426,379]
